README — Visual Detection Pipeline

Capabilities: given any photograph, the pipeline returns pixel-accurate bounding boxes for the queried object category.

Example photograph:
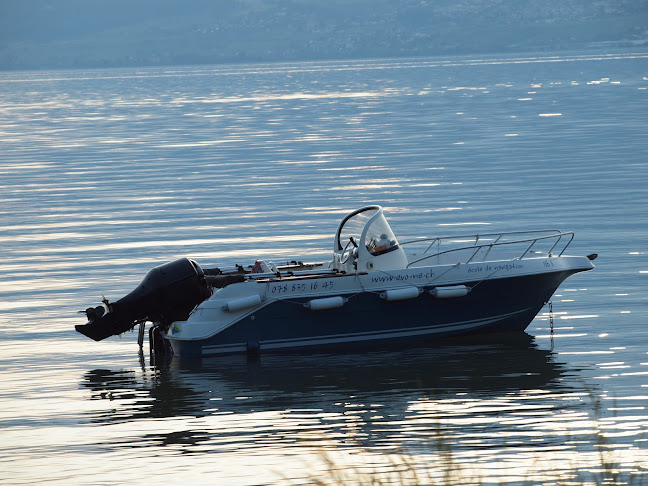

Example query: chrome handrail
[401,230,575,268]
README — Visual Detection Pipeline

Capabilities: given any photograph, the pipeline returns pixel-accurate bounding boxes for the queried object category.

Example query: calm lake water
[1,50,647,485]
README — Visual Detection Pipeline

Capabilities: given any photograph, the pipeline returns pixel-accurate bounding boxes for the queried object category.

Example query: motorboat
[76,205,596,357]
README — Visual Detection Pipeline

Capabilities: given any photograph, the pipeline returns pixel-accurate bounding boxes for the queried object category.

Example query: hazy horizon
[1,0,647,70]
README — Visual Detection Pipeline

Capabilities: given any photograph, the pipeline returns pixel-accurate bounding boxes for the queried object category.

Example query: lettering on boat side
[270,280,336,294]
[467,263,524,273]
[369,271,435,283]
[267,261,529,296]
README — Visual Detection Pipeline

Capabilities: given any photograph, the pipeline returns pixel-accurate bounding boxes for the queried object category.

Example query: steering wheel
[341,236,359,264]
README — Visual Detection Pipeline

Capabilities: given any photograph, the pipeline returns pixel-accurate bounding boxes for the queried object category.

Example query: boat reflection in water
[81,333,588,457]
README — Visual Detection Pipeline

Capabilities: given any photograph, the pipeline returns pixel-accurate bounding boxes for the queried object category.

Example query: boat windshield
[335,206,400,255]
[336,207,380,250]
[364,215,399,256]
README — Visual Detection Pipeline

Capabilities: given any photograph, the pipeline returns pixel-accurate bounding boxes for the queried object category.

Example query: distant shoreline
[1,44,647,73]
[2,0,646,71]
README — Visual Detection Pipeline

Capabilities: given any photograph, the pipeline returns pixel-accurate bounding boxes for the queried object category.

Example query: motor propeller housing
[76,258,211,341]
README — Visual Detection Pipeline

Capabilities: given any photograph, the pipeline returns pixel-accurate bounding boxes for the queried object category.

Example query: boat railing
[401,230,575,268]
[246,268,339,280]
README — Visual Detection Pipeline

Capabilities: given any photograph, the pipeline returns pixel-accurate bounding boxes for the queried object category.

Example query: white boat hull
[166,256,593,357]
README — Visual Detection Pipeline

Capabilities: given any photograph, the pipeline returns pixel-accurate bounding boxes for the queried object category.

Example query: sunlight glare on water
[0,50,647,485]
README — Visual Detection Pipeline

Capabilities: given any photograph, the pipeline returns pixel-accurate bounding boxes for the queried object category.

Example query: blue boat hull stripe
[200,308,530,354]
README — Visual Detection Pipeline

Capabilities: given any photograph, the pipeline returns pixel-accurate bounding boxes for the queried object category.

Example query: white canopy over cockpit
[332,205,408,272]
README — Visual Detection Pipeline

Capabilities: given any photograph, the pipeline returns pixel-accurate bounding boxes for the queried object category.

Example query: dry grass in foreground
[292,394,647,485]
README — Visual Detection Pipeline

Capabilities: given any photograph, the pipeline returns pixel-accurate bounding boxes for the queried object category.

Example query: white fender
[304,296,347,310]
[380,286,422,301]
[222,294,263,312]
[429,285,470,298]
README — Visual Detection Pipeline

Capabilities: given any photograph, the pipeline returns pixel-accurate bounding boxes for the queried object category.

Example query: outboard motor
[76,258,211,342]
